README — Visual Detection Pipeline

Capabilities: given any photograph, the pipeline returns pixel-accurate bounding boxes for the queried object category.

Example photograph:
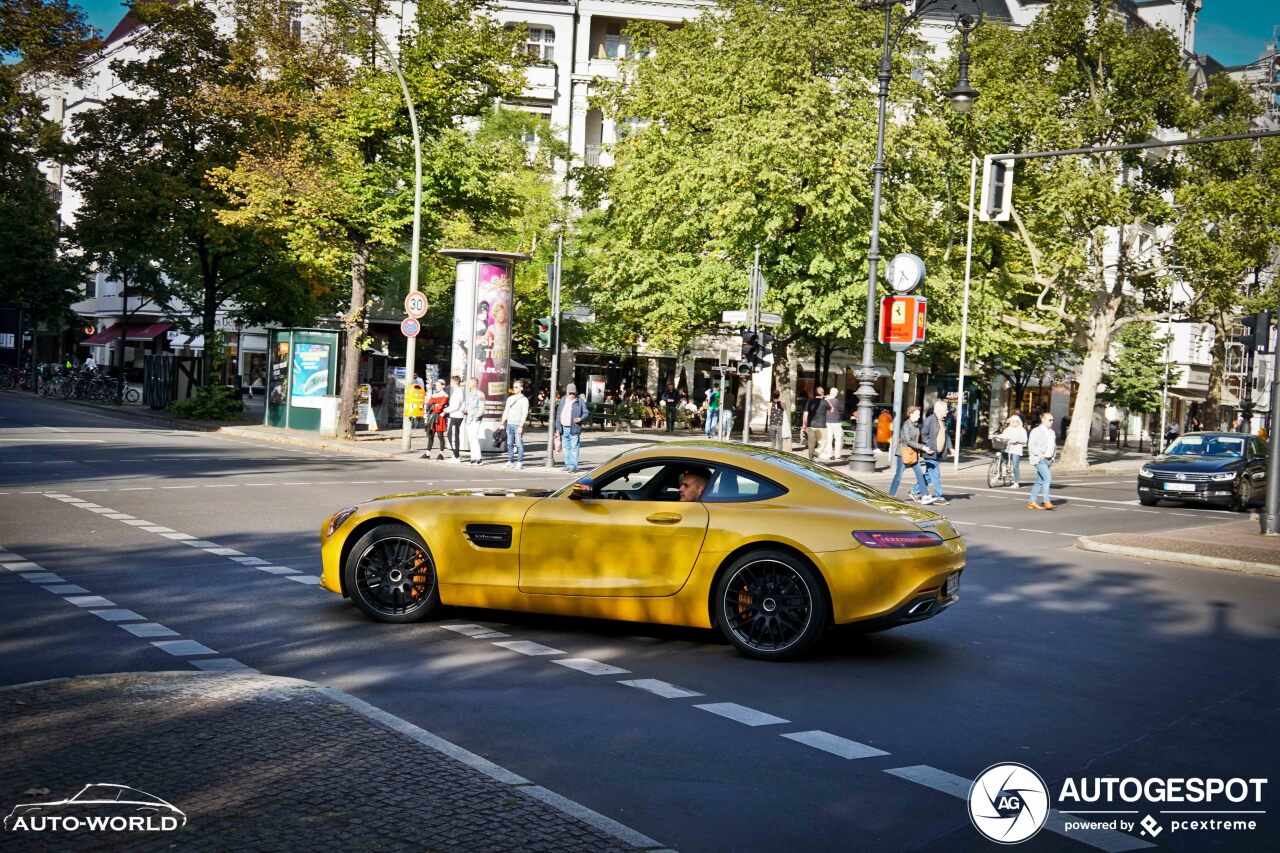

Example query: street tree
[579,0,958,424]
[0,0,98,362]
[214,0,527,438]
[1102,321,1165,439]
[1171,74,1280,430]
[958,0,1190,468]
[70,1,295,382]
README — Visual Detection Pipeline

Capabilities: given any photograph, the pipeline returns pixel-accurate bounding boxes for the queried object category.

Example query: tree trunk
[201,281,219,388]
[1202,312,1227,431]
[1060,295,1122,470]
[774,336,794,452]
[338,237,369,440]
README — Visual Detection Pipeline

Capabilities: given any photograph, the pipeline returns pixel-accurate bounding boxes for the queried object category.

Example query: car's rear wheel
[715,550,829,661]
[344,523,439,623]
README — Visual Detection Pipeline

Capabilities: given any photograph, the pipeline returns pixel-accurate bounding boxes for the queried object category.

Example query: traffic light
[1256,310,1274,354]
[742,330,762,371]
[758,331,773,368]
[979,157,1014,222]
[535,316,551,349]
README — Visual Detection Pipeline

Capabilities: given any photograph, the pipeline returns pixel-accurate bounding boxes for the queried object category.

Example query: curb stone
[1077,536,1280,578]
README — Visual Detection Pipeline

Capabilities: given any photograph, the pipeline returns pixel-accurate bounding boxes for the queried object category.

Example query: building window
[598,23,630,60]
[282,1,302,40]
[522,26,555,63]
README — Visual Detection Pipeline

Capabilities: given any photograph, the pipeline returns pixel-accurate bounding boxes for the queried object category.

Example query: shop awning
[82,322,172,346]
[168,334,205,349]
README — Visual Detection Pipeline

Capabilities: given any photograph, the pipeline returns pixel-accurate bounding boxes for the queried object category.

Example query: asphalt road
[2,392,1277,852]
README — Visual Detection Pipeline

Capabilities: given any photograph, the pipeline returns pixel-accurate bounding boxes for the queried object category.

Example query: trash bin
[319,395,341,438]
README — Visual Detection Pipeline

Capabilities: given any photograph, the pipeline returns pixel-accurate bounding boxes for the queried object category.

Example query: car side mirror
[569,478,594,500]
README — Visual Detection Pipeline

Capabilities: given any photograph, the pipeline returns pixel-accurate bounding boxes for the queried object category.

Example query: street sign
[758,312,782,326]
[563,305,596,323]
[878,295,927,352]
[400,317,421,338]
[721,310,748,325]
[404,291,428,319]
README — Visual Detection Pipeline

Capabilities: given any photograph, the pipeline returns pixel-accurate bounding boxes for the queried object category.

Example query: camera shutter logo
[968,763,1050,844]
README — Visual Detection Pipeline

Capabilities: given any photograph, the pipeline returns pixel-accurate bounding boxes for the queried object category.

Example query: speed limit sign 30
[404,291,428,319]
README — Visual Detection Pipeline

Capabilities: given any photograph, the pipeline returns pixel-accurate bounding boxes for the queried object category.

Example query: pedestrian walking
[703,387,719,438]
[768,390,786,450]
[919,399,952,504]
[802,387,828,461]
[661,382,678,433]
[444,375,466,463]
[888,406,929,502]
[421,378,450,460]
[500,380,529,469]
[1027,411,1057,510]
[557,384,589,472]
[825,387,844,460]
[997,414,1028,488]
[464,378,486,465]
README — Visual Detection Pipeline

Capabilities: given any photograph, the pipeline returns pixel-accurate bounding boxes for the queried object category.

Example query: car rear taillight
[853,530,944,548]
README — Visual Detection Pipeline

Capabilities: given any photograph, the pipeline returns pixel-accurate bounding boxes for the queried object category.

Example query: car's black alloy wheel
[344,523,439,623]
[1231,478,1250,513]
[715,550,829,660]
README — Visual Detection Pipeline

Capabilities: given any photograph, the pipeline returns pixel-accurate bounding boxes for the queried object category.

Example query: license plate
[1163,482,1196,492]
[944,573,959,596]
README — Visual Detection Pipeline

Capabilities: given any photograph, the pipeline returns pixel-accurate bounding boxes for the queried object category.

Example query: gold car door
[519,464,710,597]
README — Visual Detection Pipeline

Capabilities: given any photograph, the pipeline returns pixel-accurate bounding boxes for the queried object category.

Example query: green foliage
[167,385,246,421]
[1102,322,1165,414]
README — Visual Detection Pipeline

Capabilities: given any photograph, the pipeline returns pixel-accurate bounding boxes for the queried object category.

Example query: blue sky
[77,0,1273,65]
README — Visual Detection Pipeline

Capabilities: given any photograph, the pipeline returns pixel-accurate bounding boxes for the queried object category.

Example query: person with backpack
[888,406,930,503]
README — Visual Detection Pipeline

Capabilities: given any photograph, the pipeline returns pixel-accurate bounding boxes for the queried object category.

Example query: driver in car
[678,466,712,502]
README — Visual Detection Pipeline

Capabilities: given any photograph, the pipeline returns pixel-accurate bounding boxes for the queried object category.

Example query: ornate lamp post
[850,1,981,472]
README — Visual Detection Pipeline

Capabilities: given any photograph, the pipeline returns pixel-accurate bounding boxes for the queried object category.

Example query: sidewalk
[1078,518,1280,578]
[0,672,663,851]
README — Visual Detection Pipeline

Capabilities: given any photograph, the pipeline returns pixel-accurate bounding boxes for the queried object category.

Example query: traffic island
[0,673,661,851]
[1077,519,1280,578]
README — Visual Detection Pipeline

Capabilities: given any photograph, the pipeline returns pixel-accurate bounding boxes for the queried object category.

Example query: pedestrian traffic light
[535,317,551,349]
[758,331,773,368]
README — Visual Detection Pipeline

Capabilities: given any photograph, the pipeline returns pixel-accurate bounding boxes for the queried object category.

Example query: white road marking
[618,679,704,699]
[84,507,116,514]
[443,623,508,638]
[203,547,245,557]
[74,503,104,508]
[190,658,258,673]
[21,573,64,583]
[90,609,145,622]
[231,557,270,565]
[162,485,198,490]
[695,702,789,727]
[553,658,631,676]
[1,561,40,571]
[885,765,1152,851]
[65,595,115,608]
[981,524,1013,529]
[0,438,104,442]
[141,526,175,533]
[42,584,89,594]
[151,639,217,656]
[285,575,321,585]
[492,640,564,656]
[161,533,196,541]
[118,487,152,491]
[180,540,219,548]
[121,519,154,526]
[104,513,135,520]
[781,730,889,759]
[119,622,180,638]
[257,566,300,575]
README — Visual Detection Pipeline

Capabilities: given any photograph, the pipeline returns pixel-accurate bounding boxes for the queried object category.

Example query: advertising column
[442,250,528,450]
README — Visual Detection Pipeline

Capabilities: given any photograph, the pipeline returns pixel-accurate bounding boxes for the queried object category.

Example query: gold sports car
[320,442,965,660]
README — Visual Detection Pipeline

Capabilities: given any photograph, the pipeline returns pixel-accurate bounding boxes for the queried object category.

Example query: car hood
[1148,455,1242,473]
[366,484,555,499]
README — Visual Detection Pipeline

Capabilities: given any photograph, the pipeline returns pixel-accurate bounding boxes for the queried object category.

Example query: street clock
[885,253,926,294]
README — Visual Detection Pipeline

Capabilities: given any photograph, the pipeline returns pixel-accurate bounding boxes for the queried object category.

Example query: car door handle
[645,512,682,525]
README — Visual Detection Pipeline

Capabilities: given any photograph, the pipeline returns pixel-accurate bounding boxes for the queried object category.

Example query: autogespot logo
[969,763,1051,844]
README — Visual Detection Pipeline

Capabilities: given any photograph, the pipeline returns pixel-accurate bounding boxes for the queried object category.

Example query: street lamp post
[850,1,980,472]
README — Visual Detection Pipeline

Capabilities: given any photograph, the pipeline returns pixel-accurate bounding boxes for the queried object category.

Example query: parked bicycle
[987,437,1014,488]
[0,366,32,391]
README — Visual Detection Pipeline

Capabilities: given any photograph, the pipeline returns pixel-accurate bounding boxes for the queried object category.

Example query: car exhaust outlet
[907,600,935,617]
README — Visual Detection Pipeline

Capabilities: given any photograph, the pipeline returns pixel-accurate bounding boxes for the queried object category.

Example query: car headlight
[1210,472,1236,481]
[324,506,358,537]
[1139,467,1153,478]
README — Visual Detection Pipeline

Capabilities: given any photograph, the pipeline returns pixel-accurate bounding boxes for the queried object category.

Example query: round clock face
[886,253,925,293]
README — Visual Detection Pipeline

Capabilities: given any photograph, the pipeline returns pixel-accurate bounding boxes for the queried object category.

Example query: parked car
[1137,432,1267,511]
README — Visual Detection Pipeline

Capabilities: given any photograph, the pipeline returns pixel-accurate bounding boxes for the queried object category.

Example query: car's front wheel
[343,523,439,623]
[715,550,829,661]
[1230,478,1251,513]
[1138,494,1159,506]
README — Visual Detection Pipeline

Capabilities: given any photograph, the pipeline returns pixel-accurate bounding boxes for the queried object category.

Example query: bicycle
[987,437,1014,488]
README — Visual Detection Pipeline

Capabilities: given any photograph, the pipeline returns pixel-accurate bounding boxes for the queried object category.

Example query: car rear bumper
[844,587,960,632]
[820,538,965,625]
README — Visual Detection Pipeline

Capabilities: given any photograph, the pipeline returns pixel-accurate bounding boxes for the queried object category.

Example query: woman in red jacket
[422,378,451,460]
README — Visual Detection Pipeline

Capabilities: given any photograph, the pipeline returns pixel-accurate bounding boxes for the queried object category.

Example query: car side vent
[465,524,512,549]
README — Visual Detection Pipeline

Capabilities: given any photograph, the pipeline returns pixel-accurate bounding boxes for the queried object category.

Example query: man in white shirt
[1027,411,1057,510]
[83,355,97,372]
[444,375,466,463]
[500,380,529,469]
[464,378,486,465]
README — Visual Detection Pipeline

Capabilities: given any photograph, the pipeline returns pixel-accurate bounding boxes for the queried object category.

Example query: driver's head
[678,466,711,502]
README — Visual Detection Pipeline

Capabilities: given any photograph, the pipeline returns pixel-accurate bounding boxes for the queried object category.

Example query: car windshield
[1166,435,1244,457]
[757,454,886,501]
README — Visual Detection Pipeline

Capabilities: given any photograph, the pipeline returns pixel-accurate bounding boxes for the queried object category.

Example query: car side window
[704,468,786,503]
[1249,437,1266,459]
[595,463,668,500]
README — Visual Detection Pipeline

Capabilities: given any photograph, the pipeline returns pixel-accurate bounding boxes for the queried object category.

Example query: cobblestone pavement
[1079,518,1280,576]
[0,673,645,852]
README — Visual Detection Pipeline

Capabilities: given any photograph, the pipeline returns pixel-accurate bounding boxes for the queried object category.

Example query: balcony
[585,145,601,166]
[522,63,557,101]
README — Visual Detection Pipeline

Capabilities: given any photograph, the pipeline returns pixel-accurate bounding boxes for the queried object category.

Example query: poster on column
[470,263,513,418]
[289,343,331,408]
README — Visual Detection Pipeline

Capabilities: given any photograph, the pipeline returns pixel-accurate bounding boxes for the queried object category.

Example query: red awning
[81,322,172,346]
